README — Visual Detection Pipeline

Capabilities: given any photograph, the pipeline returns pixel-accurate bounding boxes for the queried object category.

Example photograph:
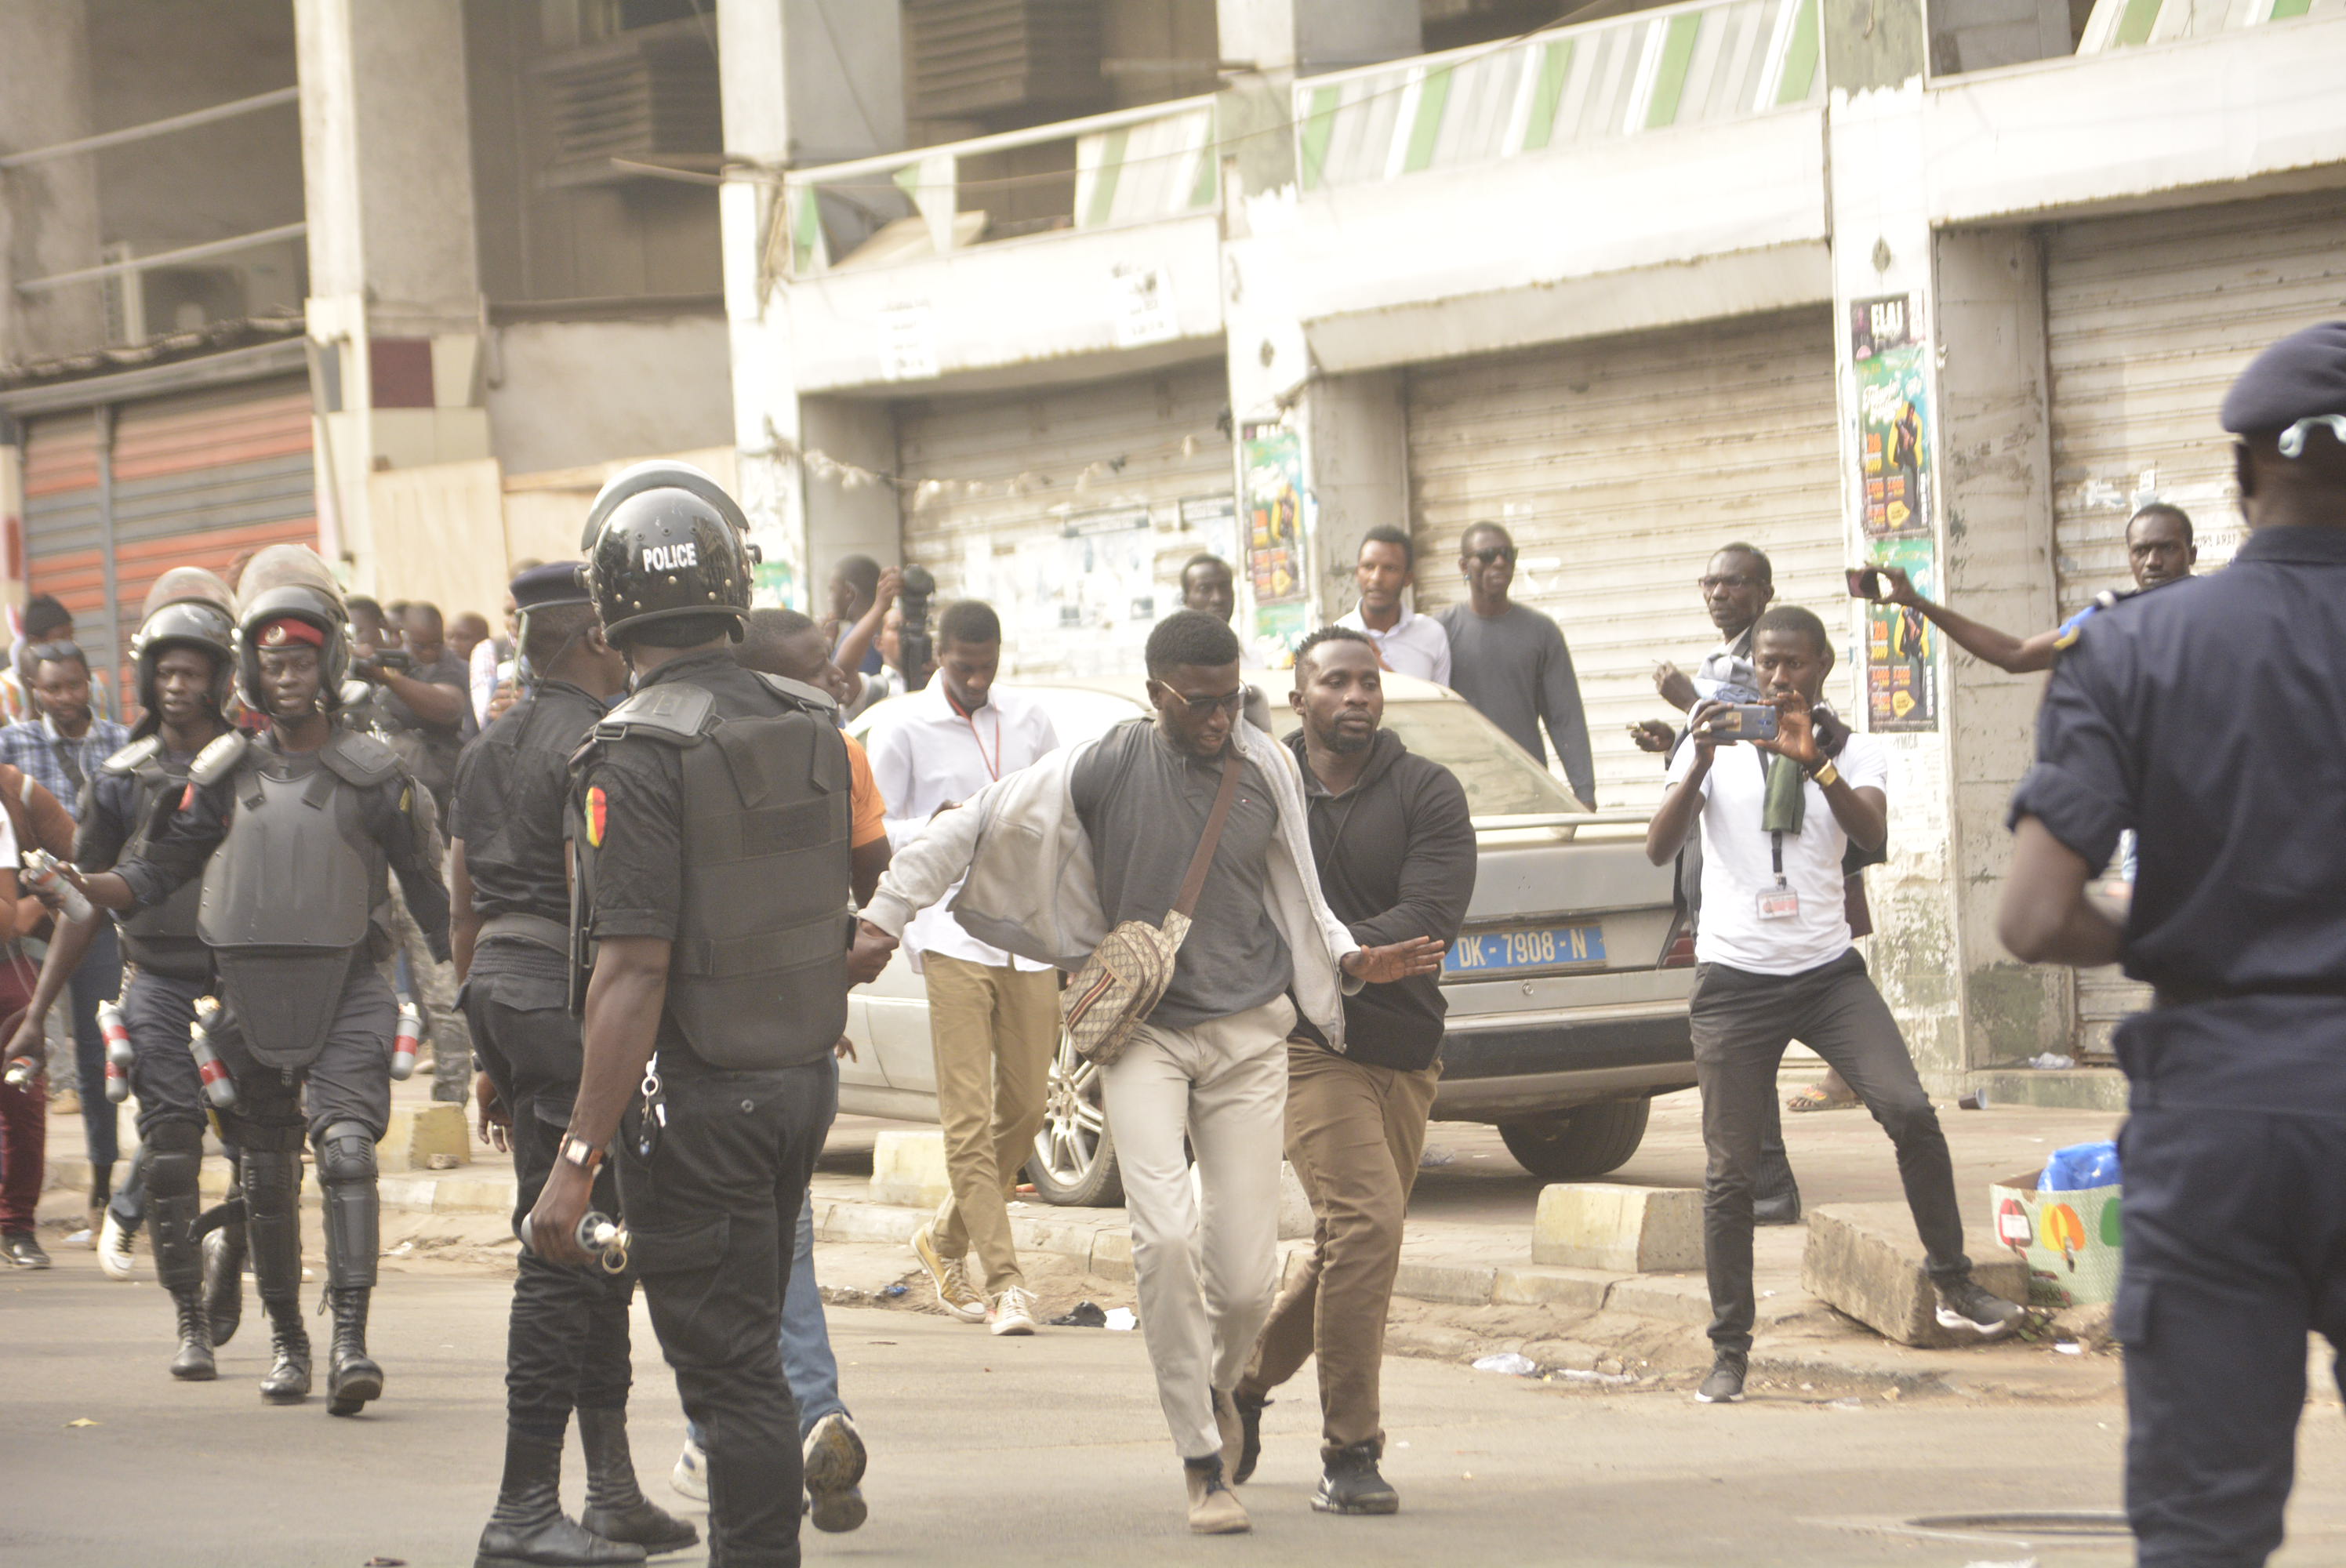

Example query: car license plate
[1444,923,1606,977]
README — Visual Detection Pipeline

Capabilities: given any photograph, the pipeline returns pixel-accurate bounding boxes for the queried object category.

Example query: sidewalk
[33,1073,2139,1397]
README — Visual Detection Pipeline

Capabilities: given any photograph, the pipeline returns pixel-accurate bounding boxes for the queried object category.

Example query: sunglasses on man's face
[1465,547,1515,566]
[1158,684,1246,717]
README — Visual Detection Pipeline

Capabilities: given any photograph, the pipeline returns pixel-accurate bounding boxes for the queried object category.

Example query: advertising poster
[1865,536,1940,731]
[1850,295,1932,541]
[1253,601,1309,668]
[1059,506,1157,630]
[1242,423,1306,604]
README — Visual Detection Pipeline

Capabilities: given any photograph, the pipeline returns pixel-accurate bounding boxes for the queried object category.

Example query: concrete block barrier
[1531,1182,1705,1272]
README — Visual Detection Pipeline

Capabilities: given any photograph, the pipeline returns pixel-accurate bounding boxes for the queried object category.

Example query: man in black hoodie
[1230,626,1476,1516]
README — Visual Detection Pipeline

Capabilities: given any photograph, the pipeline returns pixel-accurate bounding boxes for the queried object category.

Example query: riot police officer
[3,568,242,1377]
[2000,320,2346,1566]
[60,545,450,1416]
[456,563,695,1567]
[527,463,852,1568]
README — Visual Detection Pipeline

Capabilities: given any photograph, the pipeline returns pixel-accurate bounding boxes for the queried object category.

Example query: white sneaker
[670,1439,708,1501]
[989,1284,1039,1337]
[911,1223,988,1323]
[98,1211,138,1280]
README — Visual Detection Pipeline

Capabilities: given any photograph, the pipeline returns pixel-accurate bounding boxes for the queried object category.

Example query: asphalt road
[7,1247,2344,1568]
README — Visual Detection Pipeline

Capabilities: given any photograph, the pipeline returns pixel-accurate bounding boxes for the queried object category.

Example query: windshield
[1277,699,1584,818]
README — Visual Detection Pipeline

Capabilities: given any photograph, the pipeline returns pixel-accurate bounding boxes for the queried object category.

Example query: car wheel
[1496,1098,1652,1181]
[1025,1031,1123,1207]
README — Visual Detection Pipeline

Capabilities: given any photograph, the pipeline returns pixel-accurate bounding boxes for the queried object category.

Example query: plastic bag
[2039,1140,2120,1191]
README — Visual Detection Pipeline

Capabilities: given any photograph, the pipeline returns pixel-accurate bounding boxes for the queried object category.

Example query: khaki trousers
[1240,1042,1440,1457]
[923,953,1062,1294]
[1101,996,1295,1461]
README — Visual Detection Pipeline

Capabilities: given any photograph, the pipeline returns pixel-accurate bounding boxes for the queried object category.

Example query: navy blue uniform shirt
[2008,524,2346,1109]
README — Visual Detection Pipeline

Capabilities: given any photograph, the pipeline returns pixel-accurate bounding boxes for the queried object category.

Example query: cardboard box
[1990,1167,2123,1308]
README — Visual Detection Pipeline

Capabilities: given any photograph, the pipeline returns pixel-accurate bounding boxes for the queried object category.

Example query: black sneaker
[1935,1279,2025,1340]
[1231,1393,1267,1484]
[1696,1352,1747,1403]
[1313,1443,1399,1515]
[2,1231,50,1269]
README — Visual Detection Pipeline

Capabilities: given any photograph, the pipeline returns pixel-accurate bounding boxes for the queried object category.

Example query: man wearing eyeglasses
[0,637,129,1239]
[1433,522,1596,808]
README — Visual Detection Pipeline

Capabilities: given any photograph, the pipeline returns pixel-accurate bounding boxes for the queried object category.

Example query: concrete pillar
[296,0,488,586]
[1936,230,2075,1076]
[717,0,906,607]
[0,0,103,365]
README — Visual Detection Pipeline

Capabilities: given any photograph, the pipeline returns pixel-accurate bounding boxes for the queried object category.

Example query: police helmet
[581,461,757,645]
[232,544,351,711]
[129,567,238,724]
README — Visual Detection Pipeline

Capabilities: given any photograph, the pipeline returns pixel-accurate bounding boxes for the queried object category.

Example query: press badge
[1756,881,1800,921]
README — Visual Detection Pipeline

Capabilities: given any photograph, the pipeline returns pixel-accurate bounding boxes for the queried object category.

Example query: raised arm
[1866,565,2057,675]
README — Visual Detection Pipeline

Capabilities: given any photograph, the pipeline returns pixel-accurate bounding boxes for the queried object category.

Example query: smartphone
[1846,567,1885,599]
[1706,703,1779,742]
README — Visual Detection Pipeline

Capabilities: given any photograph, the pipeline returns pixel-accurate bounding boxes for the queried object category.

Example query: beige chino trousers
[922,953,1061,1294]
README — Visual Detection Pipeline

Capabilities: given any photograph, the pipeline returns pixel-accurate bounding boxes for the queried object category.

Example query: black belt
[478,912,568,954]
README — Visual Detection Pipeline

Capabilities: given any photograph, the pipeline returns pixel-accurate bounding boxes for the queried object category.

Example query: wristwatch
[1807,759,1841,788]
[557,1135,605,1176]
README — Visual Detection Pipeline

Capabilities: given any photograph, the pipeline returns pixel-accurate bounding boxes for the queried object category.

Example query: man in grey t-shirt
[1433,522,1596,807]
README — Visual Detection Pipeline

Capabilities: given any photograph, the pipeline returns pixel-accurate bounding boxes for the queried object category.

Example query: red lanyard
[946,691,1001,782]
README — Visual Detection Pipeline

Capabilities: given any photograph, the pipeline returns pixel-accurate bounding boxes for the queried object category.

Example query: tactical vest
[572,673,852,1070]
[100,737,210,979]
[196,728,399,1069]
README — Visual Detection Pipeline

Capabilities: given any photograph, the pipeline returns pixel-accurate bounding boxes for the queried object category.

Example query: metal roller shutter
[895,361,1235,678]
[1405,307,1843,813]
[23,376,316,716]
[2046,189,2346,1060]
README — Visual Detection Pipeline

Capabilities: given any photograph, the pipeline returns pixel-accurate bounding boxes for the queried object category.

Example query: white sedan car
[842,675,1695,1206]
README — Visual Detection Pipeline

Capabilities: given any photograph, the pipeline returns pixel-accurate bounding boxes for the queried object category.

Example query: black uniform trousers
[209,956,398,1145]
[463,942,633,1439]
[1691,949,1970,1355]
[2114,1006,2346,1567]
[620,1050,829,1568]
[120,967,212,1141]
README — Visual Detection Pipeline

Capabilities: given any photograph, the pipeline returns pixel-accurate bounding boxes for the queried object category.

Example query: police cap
[2221,321,2346,437]
[510,561,591,614]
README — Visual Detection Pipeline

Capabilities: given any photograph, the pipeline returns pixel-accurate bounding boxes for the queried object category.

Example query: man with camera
[1644,604,2022,1405]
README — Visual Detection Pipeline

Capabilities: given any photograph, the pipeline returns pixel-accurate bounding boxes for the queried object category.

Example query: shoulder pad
[101,735,163,775]
[188,731,250,786]
[594,683,715,746]
[751,671,837,715]
[319,727,402,787]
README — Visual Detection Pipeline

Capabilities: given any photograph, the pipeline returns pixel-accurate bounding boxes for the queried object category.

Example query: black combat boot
[168,1287,216,1381]
[325,1286,384,1416]
[204,1221,246,1346]
[1313,1443,1401,1515]
[576,1407,699,1555]
[475,1429,646,1568]
[259,1295,310,1404]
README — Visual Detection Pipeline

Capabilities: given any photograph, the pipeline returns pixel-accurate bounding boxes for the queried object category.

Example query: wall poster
[1850,294,1932,541]
[1865,536,1940,731]
[1241,423,1306,604]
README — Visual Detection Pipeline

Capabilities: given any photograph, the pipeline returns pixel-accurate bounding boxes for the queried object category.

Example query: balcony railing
[780,96,1218,277]
[1295,0,1823,194]
[2079,0,2342,50]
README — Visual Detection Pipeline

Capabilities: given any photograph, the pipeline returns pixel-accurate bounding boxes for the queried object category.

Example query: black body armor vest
[100,737,210,979]
[572,673,852,1070]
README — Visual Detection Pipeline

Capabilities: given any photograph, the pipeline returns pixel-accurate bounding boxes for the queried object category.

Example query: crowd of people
[0,320,2340,1568]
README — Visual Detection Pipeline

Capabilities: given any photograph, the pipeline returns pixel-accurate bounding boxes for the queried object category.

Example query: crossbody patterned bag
[1060,746,1244,1066]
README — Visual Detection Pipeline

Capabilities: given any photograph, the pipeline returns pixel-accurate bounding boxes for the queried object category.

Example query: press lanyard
[946,691,1001,782]
[1754,749,1799,923]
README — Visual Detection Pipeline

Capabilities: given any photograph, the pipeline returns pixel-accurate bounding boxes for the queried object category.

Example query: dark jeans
[464,948,634,1439]
[1690,949,1969,1354]
[2118,1103,2346,1566]
[620,1053,829,1568]
[68,922,124,1178]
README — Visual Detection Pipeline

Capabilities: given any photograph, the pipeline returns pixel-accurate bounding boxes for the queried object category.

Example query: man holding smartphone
[1645,604,2022,1404]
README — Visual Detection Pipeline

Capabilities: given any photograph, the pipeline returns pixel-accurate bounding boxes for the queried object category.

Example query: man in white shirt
[864,600,1061,1336]
[1644,604,2021,1404]
[1334,528,1451,686]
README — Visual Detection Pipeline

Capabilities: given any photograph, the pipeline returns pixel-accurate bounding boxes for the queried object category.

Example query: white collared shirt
[1335,603,1452,686]
[865,681,1060,971]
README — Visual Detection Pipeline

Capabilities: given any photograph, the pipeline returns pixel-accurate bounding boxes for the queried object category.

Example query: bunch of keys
[635,1056,666,1163]
[515,1210,632,1276]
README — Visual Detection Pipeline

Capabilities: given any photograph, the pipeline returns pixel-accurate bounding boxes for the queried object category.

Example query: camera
[896,564,936,692]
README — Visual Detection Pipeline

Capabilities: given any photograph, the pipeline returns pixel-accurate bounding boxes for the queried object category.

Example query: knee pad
[315,1121,379,1188]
